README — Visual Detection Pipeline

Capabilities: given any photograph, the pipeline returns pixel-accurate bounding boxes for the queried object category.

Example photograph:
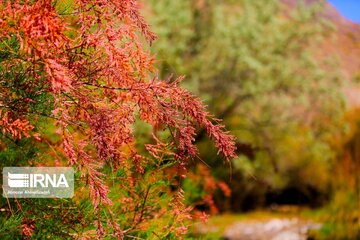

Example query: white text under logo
[3,167,74,198]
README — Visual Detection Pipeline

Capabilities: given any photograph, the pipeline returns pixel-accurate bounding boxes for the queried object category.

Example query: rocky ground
[196,216,322,240]
[222,218,322,240]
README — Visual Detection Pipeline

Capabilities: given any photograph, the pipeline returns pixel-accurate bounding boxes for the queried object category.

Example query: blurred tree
[145,0,347,210]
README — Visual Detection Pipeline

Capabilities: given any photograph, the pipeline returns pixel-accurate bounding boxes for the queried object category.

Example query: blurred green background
[142,0,360,239]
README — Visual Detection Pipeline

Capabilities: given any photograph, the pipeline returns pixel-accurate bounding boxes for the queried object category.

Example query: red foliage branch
[1,0,236,236]
[0,110,34,139]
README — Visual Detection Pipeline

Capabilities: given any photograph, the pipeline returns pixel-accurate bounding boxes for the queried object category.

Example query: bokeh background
[142,0,360,239]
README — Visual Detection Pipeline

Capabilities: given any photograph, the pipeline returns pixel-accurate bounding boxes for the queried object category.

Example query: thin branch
[82,82,131,91]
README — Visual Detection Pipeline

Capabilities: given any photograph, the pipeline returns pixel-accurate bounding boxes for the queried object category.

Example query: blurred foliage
[144,0,360,238]
[309,111,360,239]
[144,0,349,213]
